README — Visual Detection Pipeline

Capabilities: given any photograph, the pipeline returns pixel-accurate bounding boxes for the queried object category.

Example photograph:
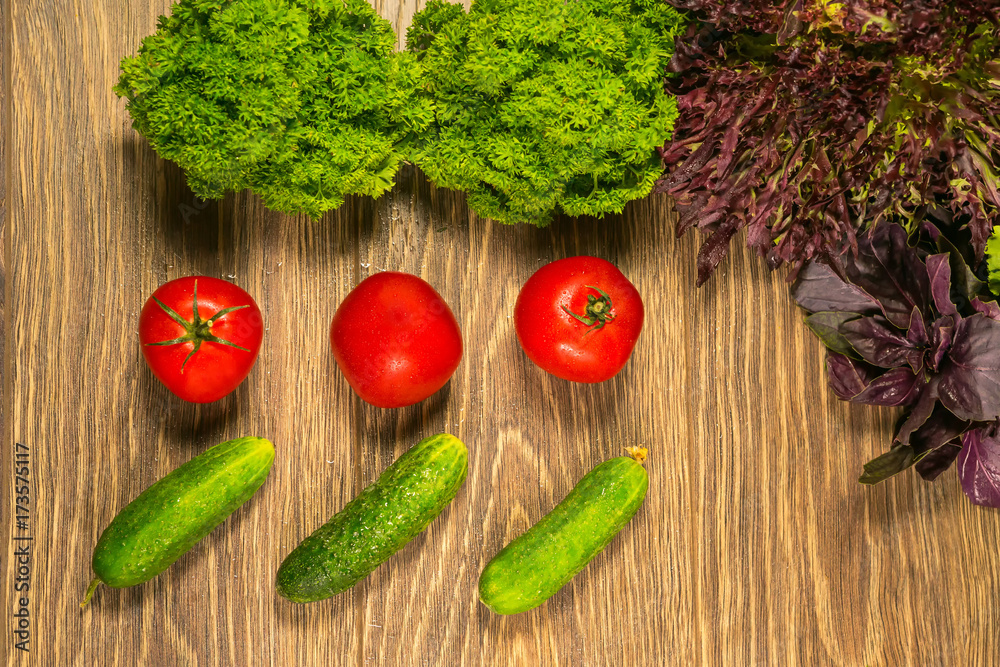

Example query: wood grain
[4,1,1000,665]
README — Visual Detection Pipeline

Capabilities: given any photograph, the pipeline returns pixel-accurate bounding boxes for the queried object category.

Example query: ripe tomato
[514,256,644,383]
[330,272,462,408]
[139,276,264,403]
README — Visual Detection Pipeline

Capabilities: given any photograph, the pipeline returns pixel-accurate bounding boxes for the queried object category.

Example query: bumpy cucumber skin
[479,455,648,615]
[275,433,468,603]
[92,436,275,588]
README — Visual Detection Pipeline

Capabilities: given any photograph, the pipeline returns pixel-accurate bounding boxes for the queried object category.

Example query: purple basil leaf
[925,253,959,317]
[861,398,964,484]
[804,311,861,357]
[910,404,970,452]
[895,378,940,447]
[907,306,929,346]
[847,224,930,329]
[957,425,1000,507]
[840,316,914,369]
[971,297,1000,321]
[922,219,943,243]
[905,349,926,374]
[826,352,877,400]
[938,314,1000,421]
[935,234,985,302]
[929,317,954,371]
[792,261,879,314]
[916,443,963,481]
[852,367,924,407]
[910,404,970,480]
[905,307,930,373]
[859,445,923,485]
[872,223,932,319]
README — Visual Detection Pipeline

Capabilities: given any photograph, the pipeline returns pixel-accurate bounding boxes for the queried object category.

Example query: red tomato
[330,272,462,408]
[514,256,643,383]
[139,276,264,403]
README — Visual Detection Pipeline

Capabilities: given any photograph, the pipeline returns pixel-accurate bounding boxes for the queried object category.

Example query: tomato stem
[146,279,251,371]
[562,285,616,333]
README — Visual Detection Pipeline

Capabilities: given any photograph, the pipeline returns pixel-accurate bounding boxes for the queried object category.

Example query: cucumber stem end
[80,578,102,608]
[625,446,647,465]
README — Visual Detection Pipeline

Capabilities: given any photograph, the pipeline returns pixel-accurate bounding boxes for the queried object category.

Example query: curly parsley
[406,0,687,226]
[115,0,430,218]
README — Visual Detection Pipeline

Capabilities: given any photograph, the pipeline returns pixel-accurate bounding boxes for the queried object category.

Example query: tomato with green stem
[139,276,264,403]
[514,256,643,383]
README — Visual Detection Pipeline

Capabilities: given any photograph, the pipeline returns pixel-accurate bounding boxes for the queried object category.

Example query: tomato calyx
[145,279,251,372]
[562,285,616,333]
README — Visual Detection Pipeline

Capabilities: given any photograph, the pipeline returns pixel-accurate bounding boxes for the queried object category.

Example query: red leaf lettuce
[660,1,1000,285]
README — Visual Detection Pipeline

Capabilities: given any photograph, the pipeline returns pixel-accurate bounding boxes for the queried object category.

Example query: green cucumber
[479,447,648,615]
[276,433,467,603]
[82,436,275,606]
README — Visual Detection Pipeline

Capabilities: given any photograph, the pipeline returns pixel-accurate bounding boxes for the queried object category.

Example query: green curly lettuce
[988,226,1000,296]
[405,0,688,226]
[114,0,431,218]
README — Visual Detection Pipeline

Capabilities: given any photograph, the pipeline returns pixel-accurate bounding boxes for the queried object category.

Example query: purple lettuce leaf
[938,314,1000,421]
[695,220,740,287]
[659,6,1000,284]
[957,425,1000,507]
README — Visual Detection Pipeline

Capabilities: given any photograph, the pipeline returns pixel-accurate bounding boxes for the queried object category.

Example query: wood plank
[5,0,1000,665]
[1,0,9,589]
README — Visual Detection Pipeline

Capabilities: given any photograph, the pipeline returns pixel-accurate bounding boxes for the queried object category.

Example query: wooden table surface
[4,1,1000,665]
